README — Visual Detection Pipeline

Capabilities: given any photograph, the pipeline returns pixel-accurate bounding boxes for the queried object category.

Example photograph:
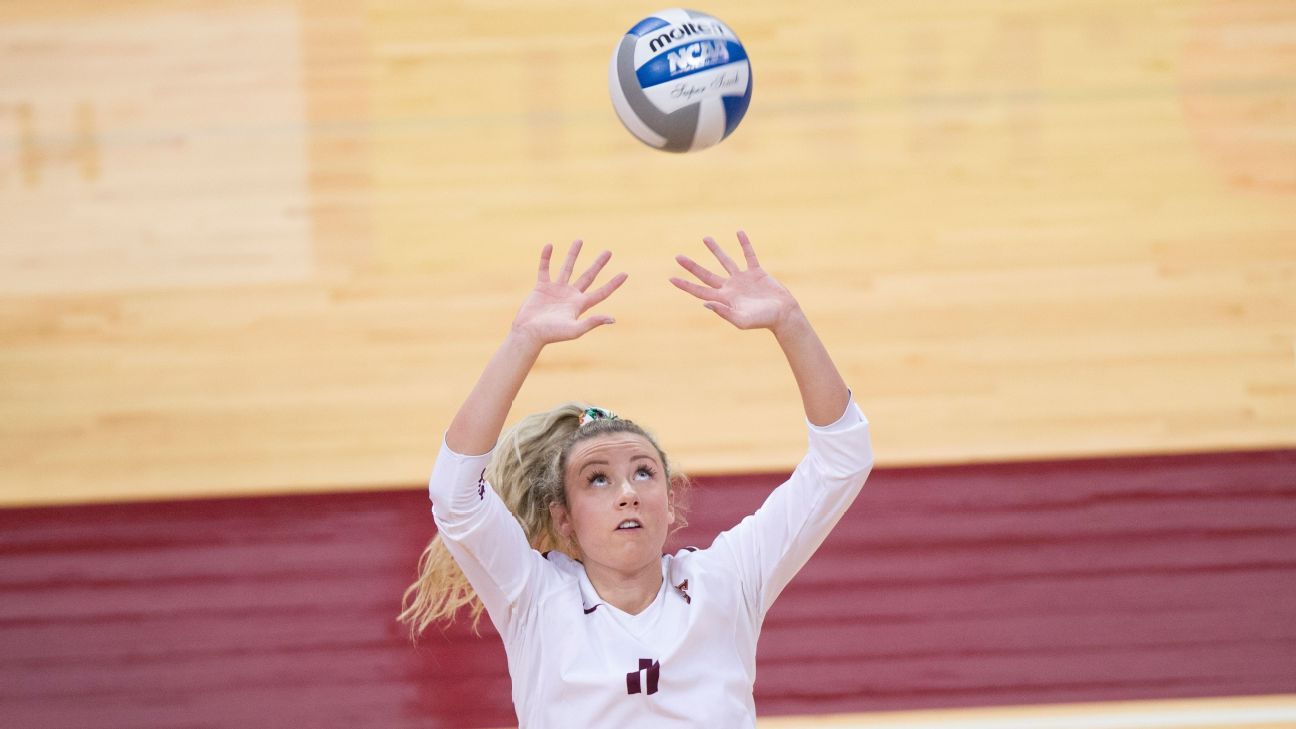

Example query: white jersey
[428,397,872,728]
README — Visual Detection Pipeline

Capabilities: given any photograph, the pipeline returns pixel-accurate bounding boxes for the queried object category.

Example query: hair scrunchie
[579,407,619,427]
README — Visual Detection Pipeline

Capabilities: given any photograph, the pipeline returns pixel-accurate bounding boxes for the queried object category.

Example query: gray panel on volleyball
[616,36,699,153]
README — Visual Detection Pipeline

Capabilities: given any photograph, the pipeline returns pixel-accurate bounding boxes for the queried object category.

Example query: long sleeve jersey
[427,396,873,728]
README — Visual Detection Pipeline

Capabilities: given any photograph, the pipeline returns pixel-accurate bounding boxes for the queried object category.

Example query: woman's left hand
[670,231,801,333]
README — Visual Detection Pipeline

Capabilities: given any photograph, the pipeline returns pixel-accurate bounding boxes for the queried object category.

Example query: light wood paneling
[1,0,1294,505]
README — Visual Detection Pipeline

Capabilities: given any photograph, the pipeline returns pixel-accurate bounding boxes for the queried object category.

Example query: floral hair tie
[579,407,619,427]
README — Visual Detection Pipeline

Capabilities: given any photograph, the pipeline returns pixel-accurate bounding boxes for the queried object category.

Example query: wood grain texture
[1,449,1293,727]
[1,0,1294,505]
[757,695,1296,728]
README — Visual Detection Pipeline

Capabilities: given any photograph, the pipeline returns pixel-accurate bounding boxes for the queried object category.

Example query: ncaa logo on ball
[609,8,753,153]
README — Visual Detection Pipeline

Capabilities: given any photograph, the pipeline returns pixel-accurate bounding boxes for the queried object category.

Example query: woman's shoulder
[539,549,583,576]
[665,543,740,580]
[518,550,589,614]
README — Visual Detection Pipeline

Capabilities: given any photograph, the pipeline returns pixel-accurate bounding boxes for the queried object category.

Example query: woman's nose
[617,481,640,507]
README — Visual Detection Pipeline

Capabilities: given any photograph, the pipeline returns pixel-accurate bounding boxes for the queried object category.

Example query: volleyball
[608,8,752,153]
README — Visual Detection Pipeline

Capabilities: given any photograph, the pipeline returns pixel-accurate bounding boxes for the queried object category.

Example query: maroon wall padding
[2,449,1294,728]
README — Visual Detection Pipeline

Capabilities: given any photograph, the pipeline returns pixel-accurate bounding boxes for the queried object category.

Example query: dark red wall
[3,449,1295,728]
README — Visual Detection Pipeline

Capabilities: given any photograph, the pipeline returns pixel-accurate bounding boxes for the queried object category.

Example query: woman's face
[551,432,675,576]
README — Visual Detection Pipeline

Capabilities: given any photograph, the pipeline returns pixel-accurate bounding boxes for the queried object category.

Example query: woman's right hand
[511,240,628,346]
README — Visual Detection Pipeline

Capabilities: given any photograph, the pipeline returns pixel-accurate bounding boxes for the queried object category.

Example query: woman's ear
[667,473,686,527]
[549,501,571,538]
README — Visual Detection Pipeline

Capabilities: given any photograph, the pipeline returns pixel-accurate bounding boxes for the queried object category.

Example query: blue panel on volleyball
[722,79,752,138]
[635,40,749,89]
[627,16,671,37]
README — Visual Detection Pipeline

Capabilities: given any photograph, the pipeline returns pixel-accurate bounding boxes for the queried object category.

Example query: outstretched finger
[736,230,761,269]
[669,276,724,303]
[573,250,612,292]
[557,240,583,285]
[703,236,741,274]
[537,243,554,283]
[583,271,629,309]
[674,254,725,288]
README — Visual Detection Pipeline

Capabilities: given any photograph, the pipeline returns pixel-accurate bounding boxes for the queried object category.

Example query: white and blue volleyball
[609,8,752,153]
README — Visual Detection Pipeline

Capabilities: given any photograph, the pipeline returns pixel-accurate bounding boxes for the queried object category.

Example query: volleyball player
[400,232,873,727]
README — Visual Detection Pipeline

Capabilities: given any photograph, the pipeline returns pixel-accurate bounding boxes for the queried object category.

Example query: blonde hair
[398,403,688,640]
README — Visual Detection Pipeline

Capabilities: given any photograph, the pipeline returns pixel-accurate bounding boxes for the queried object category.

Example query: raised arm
[670,231,871,619]
[669,231,849,425]
[446,240,627,455]
[416,241,627,636]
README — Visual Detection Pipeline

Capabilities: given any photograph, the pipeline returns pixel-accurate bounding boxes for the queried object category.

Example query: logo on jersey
[477,469,487,500]
[674,579,691,604]
[626,658,660,695]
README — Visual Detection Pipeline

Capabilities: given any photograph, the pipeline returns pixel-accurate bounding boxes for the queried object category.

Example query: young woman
[401,233,873,728]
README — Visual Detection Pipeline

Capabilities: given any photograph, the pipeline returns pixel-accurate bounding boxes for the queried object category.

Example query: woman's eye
[636,468,653,480]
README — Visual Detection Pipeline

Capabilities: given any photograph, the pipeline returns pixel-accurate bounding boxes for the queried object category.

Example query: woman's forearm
[772,308,850,427]
[444,331,545,456]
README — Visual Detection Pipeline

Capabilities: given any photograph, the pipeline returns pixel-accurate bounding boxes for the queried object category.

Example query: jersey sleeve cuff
[428,433,497,519]
[806,389,867,433]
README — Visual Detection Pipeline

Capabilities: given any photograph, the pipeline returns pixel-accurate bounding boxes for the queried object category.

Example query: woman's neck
[584,560,663,615]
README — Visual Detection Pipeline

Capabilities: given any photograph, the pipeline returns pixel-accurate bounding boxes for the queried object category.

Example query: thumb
[703,302,744,328]
[576,315,616,336]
